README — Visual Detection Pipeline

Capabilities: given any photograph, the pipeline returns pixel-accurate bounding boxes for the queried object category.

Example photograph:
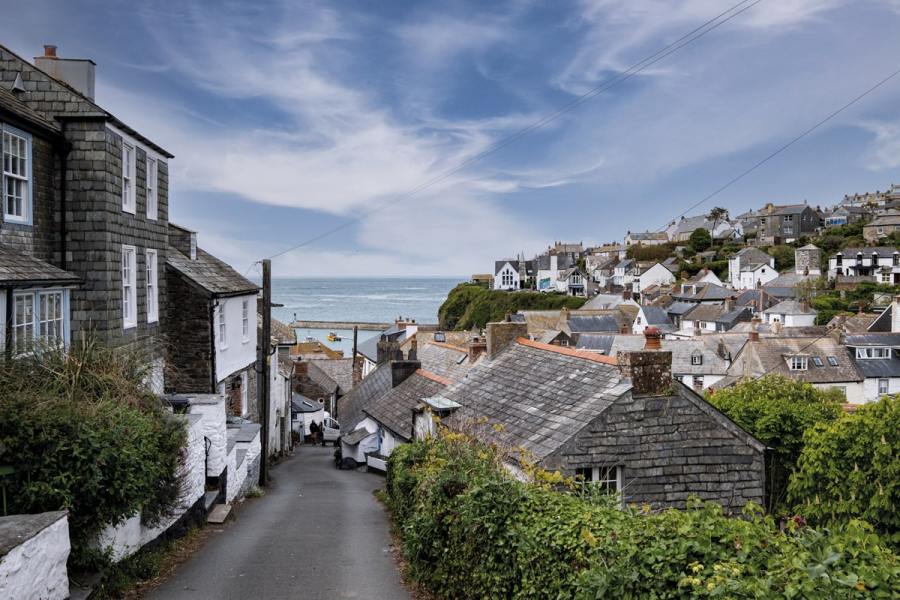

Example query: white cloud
[860,119,900,170]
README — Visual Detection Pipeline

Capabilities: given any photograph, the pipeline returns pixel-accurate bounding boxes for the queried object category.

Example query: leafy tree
[707,206,729,236]
[766,244,796,271]
[789,396,900,546]
[626,243,674,262]
[688,227,712,252]
[707,376,844,512]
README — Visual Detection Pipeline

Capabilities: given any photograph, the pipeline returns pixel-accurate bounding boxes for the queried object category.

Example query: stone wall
[486,321,528,360]
[165,270,214,393]
[0,511,70,600]
[549,389,765,512]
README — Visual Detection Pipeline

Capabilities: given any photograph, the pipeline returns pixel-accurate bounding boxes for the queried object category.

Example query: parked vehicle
[321,416,340,446]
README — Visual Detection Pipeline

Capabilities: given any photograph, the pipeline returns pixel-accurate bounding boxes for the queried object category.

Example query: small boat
[326,332,342,342]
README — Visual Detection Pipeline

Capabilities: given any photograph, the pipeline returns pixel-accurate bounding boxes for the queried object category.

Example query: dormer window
[856,347,890,359]
[788,356,808,371]
[691,351,703,366]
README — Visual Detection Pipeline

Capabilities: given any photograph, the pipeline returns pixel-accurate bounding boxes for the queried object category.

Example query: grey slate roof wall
[364,371,446,440]
[166,246,259,297]
[0,244,79,285]
[545,383,765,511]
[416,342,475,382]
[338,362,393,434]
[728,337,863,384]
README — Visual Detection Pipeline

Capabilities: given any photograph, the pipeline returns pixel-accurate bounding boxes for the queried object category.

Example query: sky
[5,0,900,277]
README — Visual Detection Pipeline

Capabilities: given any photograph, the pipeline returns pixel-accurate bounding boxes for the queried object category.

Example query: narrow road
[147,446,411,600]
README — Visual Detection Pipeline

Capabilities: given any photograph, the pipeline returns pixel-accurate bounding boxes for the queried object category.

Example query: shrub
[688,228,712,252]
[789,397,900,547]
[626,243,675,262]
[0,339,186,568]
[388,432,899,599]
[438,283,586,330]
[706,376,844,512]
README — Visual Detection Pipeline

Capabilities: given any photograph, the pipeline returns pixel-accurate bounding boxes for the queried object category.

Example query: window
[783,214,793,222]
[39,291,63,346]
[122,245,137,328]
[783,225,793,235]
[812,356,823,367]
[218,304,226,348]
[2,126,31,224]
[693,375,704,389]
[894,253,899,267]
[501,269,514,287]
[122,142,136,213]
[145,249,158,323]
[242,299,249,341]
[13,292,34,354]
[788,356,808,371]
[878,378,889,395]
[881,272,892,284]
[146,158,157,219]
[827,356,839,366]
[856,347,890,359]
[836,254,843,266]
[576,466,620,494]
[691,351,703,366]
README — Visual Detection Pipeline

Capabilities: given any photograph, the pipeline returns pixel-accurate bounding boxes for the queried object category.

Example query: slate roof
[641,305,674,327]
[308,358,354,395]
[574,334,616,354]
[764,300,816,316]
[850,353,900,378]
[869,306,894,332]
[337,362,393,434]
[735,289,778,311]
[0,244,80,286]
[417,341,476,382]
[0,86,60,133]
[357,326,407,362]
[567,315,621,333]
[844,333,900,347]
[728,337,862,383]
[582,293,636,310]
[342,427,375,445]
[835,246,899,258]
[665,301,697,316]
[363,370,447,441]
[761,272,815,298]
[683,303,726,323]
[673,215,709,236]
[867,213,900,226]
[628,231,668,241]
[291,393,324,414]
[716,307,753,326]
[443,340,630,461]
[608,336,735,375]
[827,314,879,334]
[167,247,258,297]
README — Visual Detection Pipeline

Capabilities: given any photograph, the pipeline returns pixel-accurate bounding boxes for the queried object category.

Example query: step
[203,490,219,512]
[207,503,232,524]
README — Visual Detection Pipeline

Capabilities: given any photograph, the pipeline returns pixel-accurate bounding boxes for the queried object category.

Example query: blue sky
[6,0,900,276]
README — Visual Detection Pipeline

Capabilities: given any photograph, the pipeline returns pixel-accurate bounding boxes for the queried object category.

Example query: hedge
[0,339,186,569]
[387,432,899,599]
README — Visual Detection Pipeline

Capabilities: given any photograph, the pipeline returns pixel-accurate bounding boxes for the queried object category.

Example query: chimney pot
[643,326,662,350]
[43,45,57,58]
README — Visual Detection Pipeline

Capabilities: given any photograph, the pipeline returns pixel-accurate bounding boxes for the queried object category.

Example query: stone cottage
[428,323,766,512]
[164,223,260,419]
[0,44,172,389]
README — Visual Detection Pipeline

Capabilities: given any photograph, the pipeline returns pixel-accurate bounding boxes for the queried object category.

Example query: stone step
[207,503,232,524]
[203,490,219,512]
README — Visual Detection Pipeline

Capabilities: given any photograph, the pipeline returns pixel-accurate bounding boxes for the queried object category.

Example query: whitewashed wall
[341,417,379,462]
[813,382,865,405]
[96,414,206,562]
[0,512,70,600]
[862,377,900,403]
[215,294,258,384]
[187,395,227,477]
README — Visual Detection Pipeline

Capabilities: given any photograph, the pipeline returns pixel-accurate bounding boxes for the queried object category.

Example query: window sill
[122,206,136,215]
[123,322,137,330]
[3,216,31,226]
[147,317,159,324]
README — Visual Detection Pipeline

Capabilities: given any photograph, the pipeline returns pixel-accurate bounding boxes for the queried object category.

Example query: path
[147,446,411,600]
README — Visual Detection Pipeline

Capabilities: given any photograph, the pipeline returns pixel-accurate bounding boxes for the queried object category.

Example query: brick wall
[549,390,765,512]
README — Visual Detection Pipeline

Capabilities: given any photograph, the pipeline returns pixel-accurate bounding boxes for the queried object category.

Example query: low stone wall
[0,511,70,600]
[96,413,206,562]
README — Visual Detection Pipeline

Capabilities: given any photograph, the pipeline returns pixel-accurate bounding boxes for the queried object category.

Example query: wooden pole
[259,259,272,486]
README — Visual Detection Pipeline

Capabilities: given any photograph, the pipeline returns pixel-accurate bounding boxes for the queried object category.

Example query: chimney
[391,359,421,388]
[294,360,309,379]
[617,327,673,397]
[168,224,198,260]
[485,321,528,360]
[725,296,735,312]
[351,355,363,387]
[622,288,631,300]
[467,335,487,362]
[408,337,418,361]
[749,316,761,342]
[34,45,96,101]
[800,298,810,313]
[892,296,900,333]
[376,334,402,365]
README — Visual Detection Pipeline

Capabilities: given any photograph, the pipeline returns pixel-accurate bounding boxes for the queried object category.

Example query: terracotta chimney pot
[644,326,662,350]
[43,45,57,58]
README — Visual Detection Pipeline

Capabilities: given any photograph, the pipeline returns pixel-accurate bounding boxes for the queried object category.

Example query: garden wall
[0,511,70,600]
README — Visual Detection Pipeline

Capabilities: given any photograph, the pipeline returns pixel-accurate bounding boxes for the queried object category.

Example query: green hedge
[387,433,899,599]
[438,283,586,330]
[0,340,186,568]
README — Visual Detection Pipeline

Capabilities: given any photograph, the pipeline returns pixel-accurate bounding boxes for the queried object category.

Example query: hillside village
[1,33,899,600]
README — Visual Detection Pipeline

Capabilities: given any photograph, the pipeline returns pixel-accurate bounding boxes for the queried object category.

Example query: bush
[626,243,675,262]
[789,397,900,547]
[688,228,712,252]
[387,433,899,599]
[0,339,186,568]
[438,283,586,330]
[707,376,844,512]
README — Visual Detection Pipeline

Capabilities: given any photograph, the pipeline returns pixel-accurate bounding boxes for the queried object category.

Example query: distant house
[427,327,765,512]
[612,259,634,288]
[828,247,900,284]
[864,210,900,243]
[844,333,900,402]
[685,268,724,288]
[632,262,675,297]
[356,319,417,377]
[470,273,493,287]
[752,203,819,243]
[164,224,260,419]
[559,267,587,296]
[728,248,776,290]
[494,260,522,291]
[624,231,668,246]
[680,302,751,335]
[825,206,868,227]
[762,299,817,327]
[632,305,675,335]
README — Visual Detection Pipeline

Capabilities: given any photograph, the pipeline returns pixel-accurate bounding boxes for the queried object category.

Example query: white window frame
[8,289,69,354]
[38,290,64,347]
[217,304,227,349]
[122,245,137,329]
[12,292,35,354]
[788,355,808,371]
[878,378,889,395]
[146,157,157,220]
[2,124,32,225]
[576,466,622,499]
[122,142,136,214]
[145,249,158,323]
[856,347,890,359]
[242,298,249,342]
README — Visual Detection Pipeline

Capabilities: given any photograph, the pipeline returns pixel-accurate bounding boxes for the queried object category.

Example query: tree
[707,207,729,238]
[706,376,844,512]
[788,396,900,545]
[688,227,712,252]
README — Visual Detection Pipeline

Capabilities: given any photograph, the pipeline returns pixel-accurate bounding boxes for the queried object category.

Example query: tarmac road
[147,446,411,600]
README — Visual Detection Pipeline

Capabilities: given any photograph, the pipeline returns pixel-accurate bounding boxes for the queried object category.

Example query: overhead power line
[264,0,765,260]
[658,67,900,232]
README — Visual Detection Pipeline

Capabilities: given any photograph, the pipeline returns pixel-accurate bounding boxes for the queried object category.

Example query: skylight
[827,356,839,366]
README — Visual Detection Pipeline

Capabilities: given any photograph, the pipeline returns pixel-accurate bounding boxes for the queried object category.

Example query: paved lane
[147,446,410,600]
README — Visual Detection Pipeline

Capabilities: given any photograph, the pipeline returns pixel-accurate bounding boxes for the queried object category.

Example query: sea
[269,277,462,356]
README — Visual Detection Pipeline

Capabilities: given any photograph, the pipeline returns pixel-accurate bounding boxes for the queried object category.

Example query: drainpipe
[209,299,218,393]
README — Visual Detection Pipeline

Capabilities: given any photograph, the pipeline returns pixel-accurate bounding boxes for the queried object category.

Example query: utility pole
[259,259,272,486]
